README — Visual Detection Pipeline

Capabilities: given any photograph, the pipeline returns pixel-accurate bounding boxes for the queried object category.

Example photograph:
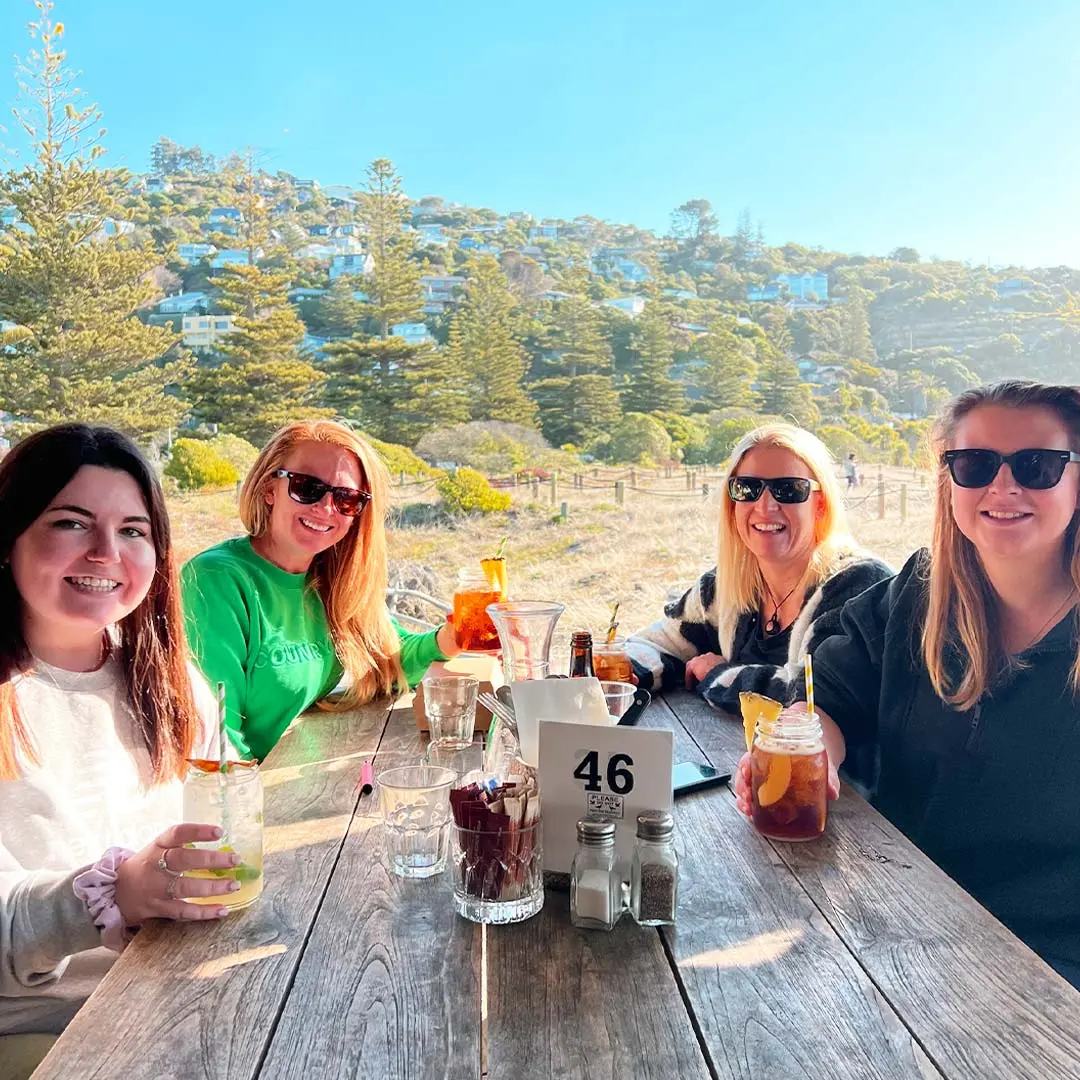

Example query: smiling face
[949,403,1080,566]
[731,445,824,575]
[261,440,365,572]
[10,465,158,649]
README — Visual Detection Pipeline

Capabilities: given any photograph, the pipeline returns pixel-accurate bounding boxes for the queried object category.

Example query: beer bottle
[568,631,594,677]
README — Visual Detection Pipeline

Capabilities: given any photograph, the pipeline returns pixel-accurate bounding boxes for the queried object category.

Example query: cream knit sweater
[0,658,216,1036]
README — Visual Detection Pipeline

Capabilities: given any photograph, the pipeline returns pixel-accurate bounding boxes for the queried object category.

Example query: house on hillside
[748,271,828,303]
[416,224,447,244]
[177,242,216,264]
[995,278,1035,298]
[158,291,209,315]
[209,207,243,224]
[664,288,697,300]
[296,242,337,261]
[600,296,647,317]
[322,185,358,209]
[182,314,235,352]
[145,175,172,194]
[420,274,466,313]
[294,180,319,203]
[211,248,261,268]
[329,253,375,280]
[528,223,558,241]
[391,322,434,345]
[89,218,136,243]
[307,223,332,237]
[0,205,18,227]
[591,250,651,283]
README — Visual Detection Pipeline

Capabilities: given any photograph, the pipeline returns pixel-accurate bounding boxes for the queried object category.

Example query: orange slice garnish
[757,754,792,806]
[739,692,783,752]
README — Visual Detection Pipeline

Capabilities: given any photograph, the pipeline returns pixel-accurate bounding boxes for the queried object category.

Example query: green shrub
[206,434,259,480]
[604,413,674,465]
[165,439,239,491]
[704,416,761,464]
[815,425,863,463]
[436,468,512,514]
[364,434,435,478]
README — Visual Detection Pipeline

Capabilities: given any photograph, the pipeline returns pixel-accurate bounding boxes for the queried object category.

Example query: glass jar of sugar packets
[570,818,621,931]
[630,810,678,926]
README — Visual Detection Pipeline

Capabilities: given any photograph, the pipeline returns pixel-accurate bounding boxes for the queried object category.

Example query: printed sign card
[538,721,673,874]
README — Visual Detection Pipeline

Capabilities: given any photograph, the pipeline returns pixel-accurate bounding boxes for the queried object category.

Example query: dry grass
[169,464,932,671]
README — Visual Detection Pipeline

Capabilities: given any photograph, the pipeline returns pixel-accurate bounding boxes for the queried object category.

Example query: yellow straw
[804,654,815,718]
[217,681,228,775]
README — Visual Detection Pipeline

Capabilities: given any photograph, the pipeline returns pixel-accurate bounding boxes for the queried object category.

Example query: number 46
[573,751,635,795]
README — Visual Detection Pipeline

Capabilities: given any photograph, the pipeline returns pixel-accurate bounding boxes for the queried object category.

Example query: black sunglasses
[273,470,372,516]
[942,449,1080,490]
[727,476,821,504]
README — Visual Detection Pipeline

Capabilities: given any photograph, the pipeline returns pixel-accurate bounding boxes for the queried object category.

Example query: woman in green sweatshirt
[181,421,457,761]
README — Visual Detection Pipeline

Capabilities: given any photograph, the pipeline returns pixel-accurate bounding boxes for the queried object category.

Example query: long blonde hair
[923,380,1080,710]
[241,421,403,707]
[715,424,861,649]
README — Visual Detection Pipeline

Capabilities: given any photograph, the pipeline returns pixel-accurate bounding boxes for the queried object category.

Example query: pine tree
[452,256,537,426]
[529,294,620,446]
[839,288,877,365]
[756,343,819,425]
[732,207,754,269]
[689,325,759,412]
[309,278,366,339]
[186,261,328,444]
[620,305,684,414]
[0,8,190,437]
[324,159,458,442]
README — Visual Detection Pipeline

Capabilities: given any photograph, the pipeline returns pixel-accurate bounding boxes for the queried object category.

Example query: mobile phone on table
[672,761,731,798]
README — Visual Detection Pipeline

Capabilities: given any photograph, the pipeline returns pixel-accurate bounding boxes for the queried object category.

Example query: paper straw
[804,654,815,719]
[216,682,228,775]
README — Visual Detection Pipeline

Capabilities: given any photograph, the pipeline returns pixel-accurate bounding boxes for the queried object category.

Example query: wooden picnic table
[34,691,1080,1079]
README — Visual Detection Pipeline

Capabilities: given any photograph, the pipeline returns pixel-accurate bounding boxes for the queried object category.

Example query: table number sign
[538,721,673,874]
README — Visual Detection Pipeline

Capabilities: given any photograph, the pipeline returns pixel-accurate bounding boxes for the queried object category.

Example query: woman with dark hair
[734,381,1080,988]
[0,425,240,1071]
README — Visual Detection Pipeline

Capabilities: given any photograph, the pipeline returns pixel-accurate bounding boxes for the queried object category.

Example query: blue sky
[2,0,1079,267]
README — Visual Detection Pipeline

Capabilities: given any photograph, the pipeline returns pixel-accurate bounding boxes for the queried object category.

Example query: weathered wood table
[34,691,1080,1079]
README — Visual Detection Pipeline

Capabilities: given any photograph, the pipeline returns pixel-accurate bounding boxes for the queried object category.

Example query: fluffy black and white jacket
[626,552,894,715]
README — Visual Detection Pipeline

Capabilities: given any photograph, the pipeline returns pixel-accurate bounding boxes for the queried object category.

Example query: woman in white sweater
[0,425,239,1077]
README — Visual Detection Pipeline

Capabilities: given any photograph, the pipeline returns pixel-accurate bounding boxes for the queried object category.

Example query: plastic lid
[576,817,615,844]
[636,810,674,840]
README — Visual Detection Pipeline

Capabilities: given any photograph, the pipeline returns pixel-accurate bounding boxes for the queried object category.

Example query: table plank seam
[656,923,723,1080]
[249,700,395,1079]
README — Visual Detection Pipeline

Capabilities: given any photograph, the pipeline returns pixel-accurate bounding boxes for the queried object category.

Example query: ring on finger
[157,850,183,877]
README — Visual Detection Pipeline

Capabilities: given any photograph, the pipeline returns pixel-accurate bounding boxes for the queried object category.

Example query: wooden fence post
[398,470,405,486]
[900,484,908,522]
[550,471,559,506]
[531,477,540,500]
[629,467,636,489]
[615,480,625,506]
[878,479,886,520]
[702,482,709,497]
[559,501,568,523]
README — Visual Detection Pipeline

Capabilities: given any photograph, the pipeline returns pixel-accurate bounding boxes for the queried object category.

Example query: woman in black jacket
[626,423,891,714]
[735,380,1080,988]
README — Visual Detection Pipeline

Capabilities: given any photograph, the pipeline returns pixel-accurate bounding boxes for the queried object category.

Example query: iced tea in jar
[593,636,633,683]
[750,708,827,841]
[452,568,502,651]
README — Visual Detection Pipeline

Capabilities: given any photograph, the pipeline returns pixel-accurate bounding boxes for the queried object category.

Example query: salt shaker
[570,818,621,931]
[630,810,678,926]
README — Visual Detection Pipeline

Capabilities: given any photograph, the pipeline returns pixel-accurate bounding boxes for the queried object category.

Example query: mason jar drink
[593,636,633,683]
[750,709,827,842]
[452,568,502,651]
[182,761,264,910]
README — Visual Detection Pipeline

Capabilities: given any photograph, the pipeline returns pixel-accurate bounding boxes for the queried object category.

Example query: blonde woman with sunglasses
[181,422,458,761]
[626,424,891,715]
[734,381,1080,988]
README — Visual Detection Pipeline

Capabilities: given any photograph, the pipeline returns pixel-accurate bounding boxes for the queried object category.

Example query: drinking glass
[423,675,479,750]
[750,711,828,842]
[423,738,486,781]
[599,680,636,721]
[377,765,456,878]
[593,637,634,683]
[451,819,544,924]
[182,762,264,911]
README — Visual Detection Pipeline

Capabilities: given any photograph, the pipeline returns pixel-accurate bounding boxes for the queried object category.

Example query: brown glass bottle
[568,631,594,677]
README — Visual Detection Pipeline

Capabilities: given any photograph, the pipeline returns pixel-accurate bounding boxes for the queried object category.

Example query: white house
[322,185,358,208]
[600,296,647,317]
[527,224,558,241]
[296,242,338,261]
[211,248,262,269]
[420,274,466,313]
[208,207,243,224]
[145,176,172,194]
[177,242,216,264]
[390,322,434,345]
[181,314,236,351]
[158,291,209,314]
[88,218,136,243]
[329,253,375,280]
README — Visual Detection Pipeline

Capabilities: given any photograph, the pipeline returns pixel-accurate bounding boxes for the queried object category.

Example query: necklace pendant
[765,616,778,635]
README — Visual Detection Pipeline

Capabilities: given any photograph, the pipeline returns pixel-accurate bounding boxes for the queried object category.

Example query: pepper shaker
[630,810,678,926]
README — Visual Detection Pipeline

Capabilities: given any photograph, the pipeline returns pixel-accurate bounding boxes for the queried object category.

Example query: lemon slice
[739,692,783,752]
[757,754,792,806]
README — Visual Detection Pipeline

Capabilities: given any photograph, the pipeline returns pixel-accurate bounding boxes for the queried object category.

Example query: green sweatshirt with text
[181,536,445,761]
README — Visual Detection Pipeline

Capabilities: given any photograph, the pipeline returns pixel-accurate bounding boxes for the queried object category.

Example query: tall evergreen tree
[0,7,190,437]
[324,159,460,442]
[529,294,620,447]
[452,256,536,426]
[621,305,684,414]
[756,343,818,425]
[689,325,759,412]
[732,207,755,269]
[839,287,878,365]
